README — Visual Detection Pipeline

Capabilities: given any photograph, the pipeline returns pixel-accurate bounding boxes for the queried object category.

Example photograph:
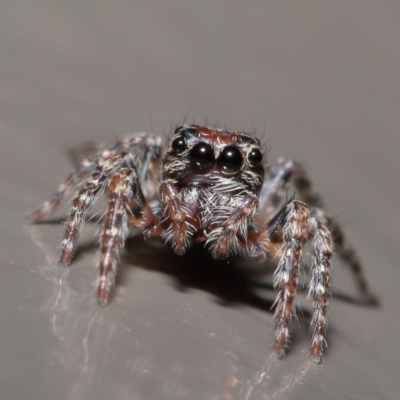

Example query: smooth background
[1,2,399,399]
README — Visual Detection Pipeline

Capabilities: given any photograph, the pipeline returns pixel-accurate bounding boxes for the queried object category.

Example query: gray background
[0,2,399,399]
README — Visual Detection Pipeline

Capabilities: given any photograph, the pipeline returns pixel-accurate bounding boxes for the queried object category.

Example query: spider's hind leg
[30,163,96,223]
[58,151,129,267]
[312,208,378,305]
[30,133,162,223]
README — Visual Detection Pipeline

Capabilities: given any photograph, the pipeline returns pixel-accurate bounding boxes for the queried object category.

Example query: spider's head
[162,125,265,196]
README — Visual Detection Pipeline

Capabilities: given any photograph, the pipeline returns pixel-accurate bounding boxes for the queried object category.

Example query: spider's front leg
[271,201,310,359]
[258,158,377,305]
[210,195,259,258]
[158,180,196,255]
[93,144,164,305]
[96,168,135,305]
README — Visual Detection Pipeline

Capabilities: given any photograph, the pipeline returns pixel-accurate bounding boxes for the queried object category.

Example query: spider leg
[209,195,259,258]
[31,134,162,222]
[307,217,333,362]
[117,133,162,201]
[126,166,164,238]
[246,200,333,361]
[258,158,377,305]
[30,162,96,222]
[159,180,196,254]
[31,142,116,223]
[58,151,128,267]
[256,158,322,224]
[270,201,311,359]
[96,168,134,305]
[312,208,378,305]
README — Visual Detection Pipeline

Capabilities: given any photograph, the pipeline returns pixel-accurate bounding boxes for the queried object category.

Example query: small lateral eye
[174,126,199,136]
[171,135,187,155]
[217,146,243,175]
[248,148,263,167]
[189,142,215,169]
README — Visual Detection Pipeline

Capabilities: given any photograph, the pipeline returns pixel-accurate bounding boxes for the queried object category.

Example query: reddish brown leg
[31,166,93,223]
[312,209,378,305]
[58,152,128,267]
[308,218,333,362]
[159,180,195,254]
[211,195,259,258]
[272,201,310,358]
[126,175,164,238]
[258,158,377,306]
[96,169,134,305]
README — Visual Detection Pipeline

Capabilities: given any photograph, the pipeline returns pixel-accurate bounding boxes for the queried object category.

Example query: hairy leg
[58,151,128,267]
[258,158,376,305]
[312,208,378,305]
[159,180,196,254]
[308,217,333,362]
[245,200,333,361]
[256,158,322,224]
[31,133,162,222]
[96,169,134,305]
[272,201,310,358]
[209,195,259,258]
[30,165,95,222]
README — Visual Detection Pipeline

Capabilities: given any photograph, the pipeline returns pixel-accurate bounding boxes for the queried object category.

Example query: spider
[31,124,377,362]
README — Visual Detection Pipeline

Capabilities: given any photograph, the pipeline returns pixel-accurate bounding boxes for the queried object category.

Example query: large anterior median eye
[217,146,243,175]
[171,135,187,155]
[189,142,215,169]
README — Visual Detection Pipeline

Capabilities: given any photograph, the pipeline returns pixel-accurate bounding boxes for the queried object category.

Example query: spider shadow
[120,235,314,352]
[122,236,278,309]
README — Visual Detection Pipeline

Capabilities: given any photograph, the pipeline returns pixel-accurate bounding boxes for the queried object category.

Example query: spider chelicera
[31,124,377,362]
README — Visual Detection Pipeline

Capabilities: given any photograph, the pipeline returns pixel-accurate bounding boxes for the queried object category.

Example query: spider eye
[248,148,263,167]
[174,125,199,135]
[217,146,243,175]
[171,135,187,155]
[189,142,215,169]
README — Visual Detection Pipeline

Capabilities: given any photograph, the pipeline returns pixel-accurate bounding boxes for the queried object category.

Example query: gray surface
[0,2,399,399]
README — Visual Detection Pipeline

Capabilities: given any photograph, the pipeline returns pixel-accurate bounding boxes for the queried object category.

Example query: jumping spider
[31,124,377,362]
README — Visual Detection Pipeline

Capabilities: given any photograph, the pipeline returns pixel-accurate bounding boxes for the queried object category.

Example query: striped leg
[159,180,196,255]
[272,201,310,358]
[210,195,259,258]
[251,200,333,361]
[31,166,94,223]
[312,208,378,305]
[256,158,323,224]
[96,169,134,306]
[308,218,333,362]
[58,152,128,267]
[31,133,162,223]
[258,158,377,305]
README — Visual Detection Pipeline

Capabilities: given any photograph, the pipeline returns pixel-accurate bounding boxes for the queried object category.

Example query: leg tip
[57,260,70,268]
[366,293,380,307]
[274,340,287,360]
[24,214,35,224]
[275,350,286,360]
[311,355,324,364]
[96,298,109,307]
[96,287,110,307]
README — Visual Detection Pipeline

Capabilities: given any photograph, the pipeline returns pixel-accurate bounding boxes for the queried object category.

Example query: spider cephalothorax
[160,125,265,257]
[31,124,377,362]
